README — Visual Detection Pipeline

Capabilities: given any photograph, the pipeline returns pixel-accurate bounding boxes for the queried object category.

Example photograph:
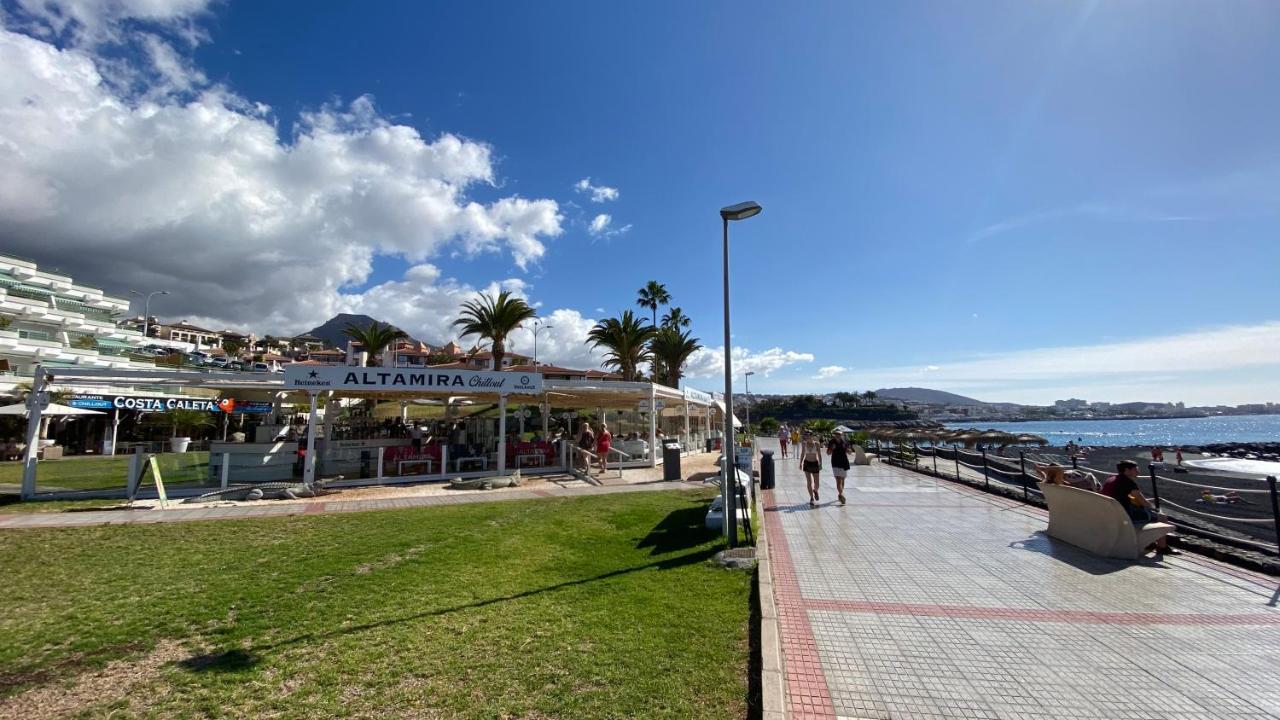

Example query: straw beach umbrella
[1012,433,1049,446]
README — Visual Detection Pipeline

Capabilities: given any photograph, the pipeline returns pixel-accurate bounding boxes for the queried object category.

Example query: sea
[943,415,1280,448]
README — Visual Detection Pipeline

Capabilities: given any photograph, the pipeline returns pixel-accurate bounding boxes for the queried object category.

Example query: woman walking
[799,430,823,506]
[596,422,613,474]
[826,430,851,505]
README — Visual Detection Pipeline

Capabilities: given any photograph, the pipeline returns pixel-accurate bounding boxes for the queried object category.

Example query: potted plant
[163,408,215,453]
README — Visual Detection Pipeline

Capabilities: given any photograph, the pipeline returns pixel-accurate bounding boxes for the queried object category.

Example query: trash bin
[705,438,715,453]
[759,450,775,489]
[662,443,682,481]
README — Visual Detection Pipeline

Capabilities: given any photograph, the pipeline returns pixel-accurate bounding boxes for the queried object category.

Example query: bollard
[1147,464,1162,511]
[954,449,961,481]
[1268,476,1280,554]
[1072,455,1079,470]
[912,442,919,470]
[932,448,938,475]
[981,448,990,491]
[1019,451,1028,501]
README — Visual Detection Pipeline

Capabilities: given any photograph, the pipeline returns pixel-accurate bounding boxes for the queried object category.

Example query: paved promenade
[759,438,1280,720]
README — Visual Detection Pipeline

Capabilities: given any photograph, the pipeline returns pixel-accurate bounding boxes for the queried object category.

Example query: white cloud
[586,213,631,238]
[776,321,1280,405]
[7,0,213,46]
[574,177,619,203]
[814,365,848,379]
[0,13,562,335]
[684,346,816,379]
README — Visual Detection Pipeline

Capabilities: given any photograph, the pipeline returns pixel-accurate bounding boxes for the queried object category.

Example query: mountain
[305,314,418,349]
[875,387,988,406]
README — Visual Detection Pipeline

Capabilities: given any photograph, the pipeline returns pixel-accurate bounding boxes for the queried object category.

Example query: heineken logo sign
[283,366,543,394]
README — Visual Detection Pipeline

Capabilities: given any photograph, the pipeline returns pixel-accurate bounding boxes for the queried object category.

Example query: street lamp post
[720,200,762,547]
[532,319,554,367]
[744,371,755,431]
[129,289,169,340]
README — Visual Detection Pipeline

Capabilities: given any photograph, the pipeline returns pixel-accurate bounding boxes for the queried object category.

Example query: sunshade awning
[712,399,743,428]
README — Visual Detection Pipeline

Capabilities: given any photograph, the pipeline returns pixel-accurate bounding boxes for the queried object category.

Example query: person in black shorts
[799,431,823,506]
[827,430,851,505]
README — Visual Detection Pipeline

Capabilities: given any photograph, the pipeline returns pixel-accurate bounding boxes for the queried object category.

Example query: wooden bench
[1038,482,1175,560]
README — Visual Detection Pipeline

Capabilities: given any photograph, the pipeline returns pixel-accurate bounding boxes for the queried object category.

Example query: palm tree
[453,291,536,369]
[649,326,701,387]
[660,306,690,329]
[587,310,656,381]
[635,280,671,328]
[343,321,408,367]
[861,390,878,405]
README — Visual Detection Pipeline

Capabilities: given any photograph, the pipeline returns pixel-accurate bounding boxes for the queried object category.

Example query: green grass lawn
[0,489,751,719]
[0,451,213,492]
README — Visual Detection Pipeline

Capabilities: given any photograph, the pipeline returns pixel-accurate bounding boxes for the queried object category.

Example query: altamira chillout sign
[283,366,543,394]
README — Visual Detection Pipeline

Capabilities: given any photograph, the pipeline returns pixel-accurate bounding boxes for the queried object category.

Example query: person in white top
[778,425,791,458]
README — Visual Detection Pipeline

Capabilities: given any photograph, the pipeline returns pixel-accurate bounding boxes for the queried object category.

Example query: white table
[516,453,545,468]
[455,456,487,472]
[398,457,435,475]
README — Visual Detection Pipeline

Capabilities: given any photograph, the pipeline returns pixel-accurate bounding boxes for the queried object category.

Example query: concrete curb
[756,495,787,720]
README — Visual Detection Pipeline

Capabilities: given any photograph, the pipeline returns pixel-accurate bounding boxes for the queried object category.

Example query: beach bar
[18,363,723,499]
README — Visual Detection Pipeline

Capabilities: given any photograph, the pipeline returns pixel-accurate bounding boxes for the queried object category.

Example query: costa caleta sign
[69,395,273,414]
[283,365,543,394]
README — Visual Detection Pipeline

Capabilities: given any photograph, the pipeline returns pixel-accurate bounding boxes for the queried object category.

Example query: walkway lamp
[744,371,755,431]
[720,200,762,547]
[533,319,553,366]
[129,289,169,339]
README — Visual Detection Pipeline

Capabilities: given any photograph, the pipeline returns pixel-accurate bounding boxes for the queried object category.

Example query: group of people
[1038,459,1177,554]
[574,421,613,474]
[776,424,801,458]
[794,428,853,507]
[1150,446,1185,466]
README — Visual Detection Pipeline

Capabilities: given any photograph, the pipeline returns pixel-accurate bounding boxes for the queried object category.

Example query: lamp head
[746,371,755,377]
[720,201,762,221]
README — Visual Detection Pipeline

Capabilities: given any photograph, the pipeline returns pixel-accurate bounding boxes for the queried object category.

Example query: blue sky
[2,0,1279,404]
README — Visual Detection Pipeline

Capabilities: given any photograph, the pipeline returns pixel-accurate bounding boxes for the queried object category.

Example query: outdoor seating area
[1038,481,1176,559]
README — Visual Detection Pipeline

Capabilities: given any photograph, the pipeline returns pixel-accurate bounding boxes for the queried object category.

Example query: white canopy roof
[712,399,743,428]
[0,402,106,417]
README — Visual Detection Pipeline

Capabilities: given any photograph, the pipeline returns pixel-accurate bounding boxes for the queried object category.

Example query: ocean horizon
[944,414,1280,447]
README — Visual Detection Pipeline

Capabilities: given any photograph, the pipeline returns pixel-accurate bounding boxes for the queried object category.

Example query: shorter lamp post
[532,319,553,366]
[129,289,169,339]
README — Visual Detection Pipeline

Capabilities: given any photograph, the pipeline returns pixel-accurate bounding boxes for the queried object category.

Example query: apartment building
[0,254,158,393]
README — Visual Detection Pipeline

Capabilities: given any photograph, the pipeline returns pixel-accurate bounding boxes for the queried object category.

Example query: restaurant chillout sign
[283,366,544,394]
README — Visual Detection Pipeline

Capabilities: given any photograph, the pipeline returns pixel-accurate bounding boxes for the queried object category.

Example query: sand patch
[0,640,186,720]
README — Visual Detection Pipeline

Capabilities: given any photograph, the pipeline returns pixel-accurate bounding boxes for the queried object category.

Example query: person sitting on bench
[1037,463,1099,492]
[1104,460,1177,555]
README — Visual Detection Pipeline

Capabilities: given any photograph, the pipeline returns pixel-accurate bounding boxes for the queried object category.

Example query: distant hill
[875,387,988,406]
[305,313,418,349]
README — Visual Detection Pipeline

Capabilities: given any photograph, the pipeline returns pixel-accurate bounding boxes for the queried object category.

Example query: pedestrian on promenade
[827,429,852,505]
[799,430,823,506]
[790,426,801,454]
[577,422,596,472]
[778,425,790,458]
[1175,447,1183,466]
[596,422,612,474]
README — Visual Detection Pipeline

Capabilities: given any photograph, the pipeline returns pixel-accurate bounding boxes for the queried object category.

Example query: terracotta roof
[506,363,586,376]
[425,361,471,369]
[468,350,530,361]
[308,348,345,356]
[584,369,625,380]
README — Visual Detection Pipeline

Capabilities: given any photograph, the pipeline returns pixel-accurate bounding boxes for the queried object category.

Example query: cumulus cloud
[574,177,619,203]
[684,346,816,379]
[0,11,562,334]
[814,365,848,379]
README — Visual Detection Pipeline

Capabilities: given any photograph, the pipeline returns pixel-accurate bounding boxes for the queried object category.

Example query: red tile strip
[763,489,836,719]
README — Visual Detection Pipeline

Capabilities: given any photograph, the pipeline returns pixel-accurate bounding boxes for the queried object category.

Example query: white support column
[318,391,333,473]
[497,394,508,476]
[302,391,319,486]
[107,407,120,456]
[647,384,657,468]
[518,404,525,436]
[683,399,690,449]
[541,396,549,436]
[400,400,408,422]
[220,452,231,490]
[20,366,47,499]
